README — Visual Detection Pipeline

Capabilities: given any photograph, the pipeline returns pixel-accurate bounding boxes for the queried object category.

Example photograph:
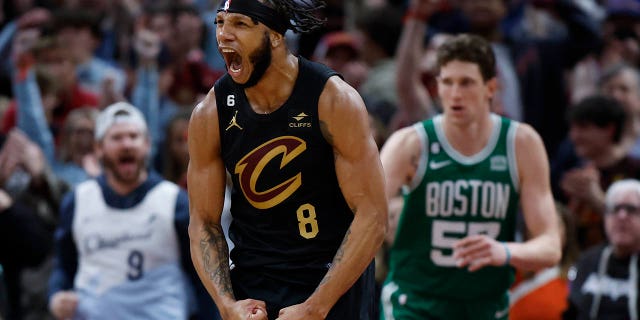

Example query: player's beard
[102,153,147,185]
[238,32,272,89]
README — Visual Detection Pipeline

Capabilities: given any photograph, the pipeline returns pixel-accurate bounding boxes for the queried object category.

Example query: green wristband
[502,242,511,266]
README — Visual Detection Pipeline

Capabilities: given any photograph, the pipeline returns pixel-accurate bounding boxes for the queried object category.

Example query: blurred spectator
[504,0,601,158]
[0,6,50,91]
[295,0,346,59]
[61,0,137,66]
[129,3,176,135]
[143,3,174,51]
[0,129,69,320]
[51,8,126,106]
[311,28,388,151]
[312,31,368,91]
[47,102,218,320]
[57,108,97,167]
[598,63,640,158]
[167,4,221,108]
[570,0,640,105]
[354,4,403,128]
[508,203,580,320]
[132,3,219,110]
[353,4,405,138]
[53,107,101,185]
[552,95,640,250]
[5,31,100,186]
[0,190,52,320]
[2,35,99,138]
[391,0,448,131]
[458,0,523,121]
[130,4,221,162]
[563,179,640,320]
[159,109,190,189]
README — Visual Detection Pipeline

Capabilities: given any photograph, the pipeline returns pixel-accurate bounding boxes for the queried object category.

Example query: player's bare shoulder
[317,75,369,146]
[513,121,545,152]
[188,88,221,151]
[191,89,219,124]
[380,125,424,195]
[381,124,424,172]
[319,76,366,116]
[385,125,423,154]
[512,121,550,182]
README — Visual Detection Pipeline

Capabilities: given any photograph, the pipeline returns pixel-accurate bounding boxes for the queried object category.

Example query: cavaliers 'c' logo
[235,136,306,209]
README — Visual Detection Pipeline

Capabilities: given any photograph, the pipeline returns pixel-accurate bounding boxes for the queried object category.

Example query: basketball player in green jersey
[379,33,561,319]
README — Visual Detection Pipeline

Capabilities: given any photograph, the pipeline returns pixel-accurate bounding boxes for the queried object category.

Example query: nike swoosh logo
[429,160,451,170]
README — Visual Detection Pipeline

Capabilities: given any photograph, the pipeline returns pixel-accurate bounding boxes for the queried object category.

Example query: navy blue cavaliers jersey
[215,57,352,285]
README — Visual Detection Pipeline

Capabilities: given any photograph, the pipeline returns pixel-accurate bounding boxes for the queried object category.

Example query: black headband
[218,0,290,35]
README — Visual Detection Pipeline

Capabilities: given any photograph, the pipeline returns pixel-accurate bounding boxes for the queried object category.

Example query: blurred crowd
[1,0,640,319]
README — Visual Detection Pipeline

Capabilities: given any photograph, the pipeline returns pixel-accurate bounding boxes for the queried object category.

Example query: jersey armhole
[507,121,520,193]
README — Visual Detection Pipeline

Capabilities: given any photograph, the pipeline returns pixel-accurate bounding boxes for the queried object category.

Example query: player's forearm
[507,232,561,271]
[306,207,386,316]
[188,218,236,317]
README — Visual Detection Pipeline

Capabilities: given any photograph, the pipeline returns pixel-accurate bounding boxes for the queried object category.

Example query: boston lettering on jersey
[425,180,511,220]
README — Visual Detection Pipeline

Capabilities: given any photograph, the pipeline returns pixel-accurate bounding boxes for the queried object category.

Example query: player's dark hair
[436,34,496,81]
[264,0,326,34]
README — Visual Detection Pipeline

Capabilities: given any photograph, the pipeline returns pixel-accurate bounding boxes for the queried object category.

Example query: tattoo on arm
[200,222,234,298]
[333,228,351,264]
[406,150,420,188]
[316,228,352,290]
[410,151,419,172]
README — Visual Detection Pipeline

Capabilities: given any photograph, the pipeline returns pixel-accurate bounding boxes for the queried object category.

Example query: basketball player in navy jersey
[187,0,387,319]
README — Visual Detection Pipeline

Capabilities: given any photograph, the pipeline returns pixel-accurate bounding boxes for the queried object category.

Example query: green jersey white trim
[405,123,430,193]
[506,120,520,192]
[433,113,502,165]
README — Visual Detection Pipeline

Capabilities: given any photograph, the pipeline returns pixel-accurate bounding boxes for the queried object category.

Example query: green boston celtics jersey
[386,114,519,301]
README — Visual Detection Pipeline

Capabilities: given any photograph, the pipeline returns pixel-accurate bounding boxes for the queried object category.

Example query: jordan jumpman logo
[226,110,243,131]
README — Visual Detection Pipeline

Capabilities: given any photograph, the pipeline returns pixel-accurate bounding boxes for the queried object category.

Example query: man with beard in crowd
[48,102,218,320]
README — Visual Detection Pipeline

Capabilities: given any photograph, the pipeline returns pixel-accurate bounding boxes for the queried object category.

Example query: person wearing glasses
[564,179,640,320]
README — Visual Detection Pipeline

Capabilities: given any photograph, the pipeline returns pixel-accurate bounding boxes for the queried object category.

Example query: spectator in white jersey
[47,102,219,320]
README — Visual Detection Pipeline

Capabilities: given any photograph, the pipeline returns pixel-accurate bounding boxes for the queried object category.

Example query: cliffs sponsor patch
[289,110,312,130]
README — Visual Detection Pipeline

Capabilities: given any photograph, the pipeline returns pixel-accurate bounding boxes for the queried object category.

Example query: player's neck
[442,113,494,156]
[245,53,298,114]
